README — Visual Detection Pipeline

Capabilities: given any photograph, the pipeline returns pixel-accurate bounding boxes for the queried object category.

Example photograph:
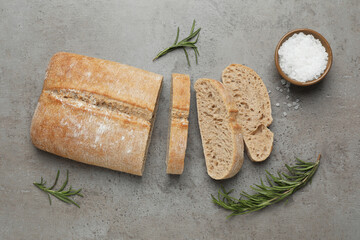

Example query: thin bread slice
[166,73,190,174]
[222,64,273,162]
[194,78,244,180]
[31,52,163,176]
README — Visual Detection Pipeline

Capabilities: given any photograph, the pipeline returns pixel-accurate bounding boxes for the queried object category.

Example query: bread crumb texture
[195,78,243,180]
[222,64,273,162]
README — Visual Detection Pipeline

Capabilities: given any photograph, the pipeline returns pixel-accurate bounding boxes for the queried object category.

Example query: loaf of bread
[166,73,190,174]
[30,52,163,176]
[222,64,273,162]
[194,78,244,180]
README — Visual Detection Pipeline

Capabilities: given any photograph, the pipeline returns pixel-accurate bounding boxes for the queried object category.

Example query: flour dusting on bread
[30,52,163,176]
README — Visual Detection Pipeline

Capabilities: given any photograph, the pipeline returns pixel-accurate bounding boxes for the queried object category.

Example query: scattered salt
[281,79,286,85]
[296,99,300,102]
[268,90,272,94]
[292,102,297,105]
[287,88,290,93]
[279,89,283,92]
[294,105,299,110]
[276,87,280,91]
[286,95,290,99]
[278,32,328,82]
[283,112,287,117]
[276,103,280,107]
[287,103,292,107]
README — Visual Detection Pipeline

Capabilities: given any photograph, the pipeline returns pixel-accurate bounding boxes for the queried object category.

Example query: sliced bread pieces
[222,64,273,162]
[194,78,244,180]
[30,52,163,176]
[166,73,190,174]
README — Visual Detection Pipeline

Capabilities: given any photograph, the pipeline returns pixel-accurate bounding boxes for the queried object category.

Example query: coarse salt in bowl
[275,29,333,86]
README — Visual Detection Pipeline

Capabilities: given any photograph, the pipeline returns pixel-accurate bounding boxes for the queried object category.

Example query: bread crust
[30,52,163,175]
[44,52,162,113]
[171,73,191,114]
[222,64,273,162]
[166,73,190,174]
[194,78,244,180]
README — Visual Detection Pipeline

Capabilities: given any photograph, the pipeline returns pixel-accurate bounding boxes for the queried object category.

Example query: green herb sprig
[153,20,201,66]
[212,155,321,218]
[33,170,83,208]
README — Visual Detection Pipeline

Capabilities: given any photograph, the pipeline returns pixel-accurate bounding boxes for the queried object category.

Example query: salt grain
[287,103,292,107]
[283,112,287,117]
[278,32,328,82]
[294,105,299,110]
[276,103,280,107]
[281,79,286,85]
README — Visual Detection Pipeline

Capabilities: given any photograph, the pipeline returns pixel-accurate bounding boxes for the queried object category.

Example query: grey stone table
[1,1,359,239]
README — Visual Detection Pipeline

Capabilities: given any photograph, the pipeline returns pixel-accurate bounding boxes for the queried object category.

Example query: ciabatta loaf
[30,52,163,176]
[222,64,273,162]
[194,78,244,180]
[166,73,190,174]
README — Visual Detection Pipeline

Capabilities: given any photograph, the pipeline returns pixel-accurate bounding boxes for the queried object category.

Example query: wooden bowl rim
[274,28,333,86]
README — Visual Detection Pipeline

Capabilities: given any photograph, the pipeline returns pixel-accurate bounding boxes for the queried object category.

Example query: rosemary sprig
[153,20,201,66]
[212,155,321,218]
[33,170,83,208]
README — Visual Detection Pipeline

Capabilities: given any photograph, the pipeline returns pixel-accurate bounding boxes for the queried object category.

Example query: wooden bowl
[274,28,333,86]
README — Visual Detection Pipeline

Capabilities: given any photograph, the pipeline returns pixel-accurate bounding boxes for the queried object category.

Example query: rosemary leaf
[153,20,201,66]
[212,155,320,218]
[33,170,83,208]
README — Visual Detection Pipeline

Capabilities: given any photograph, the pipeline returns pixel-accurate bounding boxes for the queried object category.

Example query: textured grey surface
[1,0,360,239]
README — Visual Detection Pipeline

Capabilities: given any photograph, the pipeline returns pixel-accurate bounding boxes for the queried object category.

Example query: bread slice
[222,64,273,162]
[30,52,163,176]
[166,73,190,174]
[194,78,244,180]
